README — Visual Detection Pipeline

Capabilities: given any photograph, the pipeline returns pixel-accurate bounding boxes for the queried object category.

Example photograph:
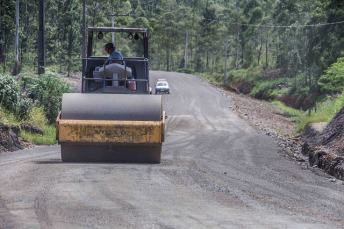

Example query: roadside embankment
[301,108,344,181]
[206,79,344,182]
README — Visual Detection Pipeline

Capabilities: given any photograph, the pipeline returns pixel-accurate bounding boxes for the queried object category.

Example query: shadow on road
[33,159,63,164]
[32,159,158,165]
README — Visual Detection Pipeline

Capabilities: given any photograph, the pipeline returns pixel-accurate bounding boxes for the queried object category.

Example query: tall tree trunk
[38,0,45,74]
[24,3,28,56]
[166,41,170,71]
[257,27,262,64]
[67,27,73,77]
[14,0,20,75]
[194,37,199,72]
[190,36,193,70]
[157,42,160,69]
[304,29,308,86]
[224,32,228,86]
[0,0,3,63]
[265,28,268,68]
[241,44,244,65]
[236,2,239,68]
[184,32,188,69]
[170,37,173,70]
[206,50,209,71]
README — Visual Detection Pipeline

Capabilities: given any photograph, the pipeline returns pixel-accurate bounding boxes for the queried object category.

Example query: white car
[155,80,170,94]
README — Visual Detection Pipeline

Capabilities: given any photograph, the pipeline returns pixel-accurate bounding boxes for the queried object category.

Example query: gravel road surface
[0,71,343,229]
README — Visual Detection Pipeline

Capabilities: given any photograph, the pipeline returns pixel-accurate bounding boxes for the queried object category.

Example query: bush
[0,74,32,120]
[250,78,288,99]
[230,68,263,85]
[318,57,344,93]
[176,68,194,74]
[28,71,73,124]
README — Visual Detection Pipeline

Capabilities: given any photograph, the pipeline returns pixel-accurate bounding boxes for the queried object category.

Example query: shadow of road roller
[56,93,165,163]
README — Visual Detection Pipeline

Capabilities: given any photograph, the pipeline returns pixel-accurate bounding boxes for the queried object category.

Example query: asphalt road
[0,71,343,229]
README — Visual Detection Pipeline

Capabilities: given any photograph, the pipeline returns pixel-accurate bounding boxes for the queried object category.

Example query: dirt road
[0,71,343,228]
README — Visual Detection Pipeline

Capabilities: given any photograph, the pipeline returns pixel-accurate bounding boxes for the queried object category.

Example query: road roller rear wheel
[61,144,161,163]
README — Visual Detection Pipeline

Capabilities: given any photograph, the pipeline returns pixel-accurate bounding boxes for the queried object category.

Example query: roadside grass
[20,125,57,145]
[272,92,344,133]
[176,68,194,74]
[0,108,21,126]
[270,101,303,123]
[20,106,57,145]
[0,106,57,145]
[197,72,224,86]
[230,68,263,84]
[295,93,344,133]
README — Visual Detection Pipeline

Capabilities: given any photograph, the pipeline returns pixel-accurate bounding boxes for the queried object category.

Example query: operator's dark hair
[105,43,115,49]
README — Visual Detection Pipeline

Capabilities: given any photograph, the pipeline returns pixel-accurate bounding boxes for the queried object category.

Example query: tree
[318,57,344,93]
[13,0,19,75]
[0,0,3,64]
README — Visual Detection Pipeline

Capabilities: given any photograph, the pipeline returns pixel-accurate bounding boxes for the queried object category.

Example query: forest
[0,0,344,134]
[0,0,342,81]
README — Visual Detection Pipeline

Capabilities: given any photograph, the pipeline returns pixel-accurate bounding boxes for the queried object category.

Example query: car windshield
[157,82,167,86]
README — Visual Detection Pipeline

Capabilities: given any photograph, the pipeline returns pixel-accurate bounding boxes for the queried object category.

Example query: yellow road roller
[55,27,165,163]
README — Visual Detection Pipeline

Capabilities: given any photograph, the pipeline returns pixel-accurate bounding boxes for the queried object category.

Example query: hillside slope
[301,107,344,180]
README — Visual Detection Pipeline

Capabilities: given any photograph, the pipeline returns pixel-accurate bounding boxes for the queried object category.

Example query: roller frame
[56,24,165,163]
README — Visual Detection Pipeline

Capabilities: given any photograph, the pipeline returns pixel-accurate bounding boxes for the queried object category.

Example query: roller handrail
[83,57,148,62]
[82,77,148,82]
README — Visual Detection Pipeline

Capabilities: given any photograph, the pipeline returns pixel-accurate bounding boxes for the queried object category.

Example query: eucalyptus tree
[20,0,37,66]
[258,0,274,68]
[183,3,203,71]
[129,17,149,57]
[176,5,197,70]
[64,0,81,76]
[45,0,82,75]
[249,7,262,65]
[133,1,145,18]
[307,0,344,92]
[237,0,261,68]
[155,11,179,71]
[272,0,299,76]
[0,0,16,72]
[0,0,4,64]
[198,2,219,72]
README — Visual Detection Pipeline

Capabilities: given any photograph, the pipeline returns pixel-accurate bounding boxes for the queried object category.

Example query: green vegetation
[27,72,73,124]
[295,93,344,133]
[270,101,303,123]
[231,68,263,85]
[20,106,57,145]
[0,72,72,145]
[21,126,57,145]
[318,58,344,94]
[2,0,343,84]
[197,72,225,87]
[0,108,21,127]
[270,93,344,134]
[176,68,195,74]
[0,74,32,120]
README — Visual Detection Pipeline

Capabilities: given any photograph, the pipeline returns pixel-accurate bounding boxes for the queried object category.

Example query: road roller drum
[56,94,165,163]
